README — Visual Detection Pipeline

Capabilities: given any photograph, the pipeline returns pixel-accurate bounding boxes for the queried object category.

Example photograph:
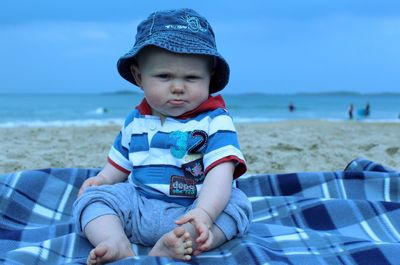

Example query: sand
[1,121,399,174]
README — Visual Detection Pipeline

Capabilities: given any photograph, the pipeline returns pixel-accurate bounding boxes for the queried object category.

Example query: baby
[73,8,252,264]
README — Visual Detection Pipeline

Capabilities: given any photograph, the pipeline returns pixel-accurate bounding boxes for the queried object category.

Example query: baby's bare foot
[87,237,134,265]
[149,226,193,260]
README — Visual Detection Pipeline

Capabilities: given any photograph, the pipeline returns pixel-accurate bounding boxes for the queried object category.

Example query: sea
[0,92,399,127]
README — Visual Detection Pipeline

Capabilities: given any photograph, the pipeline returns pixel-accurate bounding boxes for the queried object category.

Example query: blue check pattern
[1,158,399,265]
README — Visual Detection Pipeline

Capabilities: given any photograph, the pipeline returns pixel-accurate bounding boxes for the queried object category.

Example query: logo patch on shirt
[188,130,208,154]
[170,175,197,197]
[169,130,208,159]
[169,131,189,159]
[182,158,205,183]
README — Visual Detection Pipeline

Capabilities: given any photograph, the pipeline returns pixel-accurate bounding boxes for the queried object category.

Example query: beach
[1,121,399,174]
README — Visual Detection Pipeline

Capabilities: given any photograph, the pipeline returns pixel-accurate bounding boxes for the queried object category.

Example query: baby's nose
[170,79,185,93]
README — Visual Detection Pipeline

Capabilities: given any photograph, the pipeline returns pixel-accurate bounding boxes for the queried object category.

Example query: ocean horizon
[1,91,399,127]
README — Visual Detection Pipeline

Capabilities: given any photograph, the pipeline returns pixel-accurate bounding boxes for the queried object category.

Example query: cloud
[0,20,141,43]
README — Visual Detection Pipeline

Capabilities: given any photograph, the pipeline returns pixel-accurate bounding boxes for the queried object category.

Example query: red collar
[135,95,226,119]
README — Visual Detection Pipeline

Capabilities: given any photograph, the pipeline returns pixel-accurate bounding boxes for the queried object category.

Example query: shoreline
[1,118,400,128]
[1,120,399,174]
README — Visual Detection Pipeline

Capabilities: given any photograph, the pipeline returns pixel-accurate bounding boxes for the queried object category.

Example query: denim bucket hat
[117,8,230,94]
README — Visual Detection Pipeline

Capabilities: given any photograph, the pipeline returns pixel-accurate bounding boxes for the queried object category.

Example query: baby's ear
[130,64,142,87]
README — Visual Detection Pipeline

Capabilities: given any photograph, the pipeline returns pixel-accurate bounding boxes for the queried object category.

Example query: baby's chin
[152,111,185,121]
[164,108,193,118]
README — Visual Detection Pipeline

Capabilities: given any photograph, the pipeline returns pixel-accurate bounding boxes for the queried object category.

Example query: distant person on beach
[73,9,251,264]
[365,103,370,117]
[357,102,370,119]
[348,104,354,120]
[288,102,295,112]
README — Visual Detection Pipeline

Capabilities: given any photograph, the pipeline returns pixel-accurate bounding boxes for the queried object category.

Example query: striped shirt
[108,95,246,206]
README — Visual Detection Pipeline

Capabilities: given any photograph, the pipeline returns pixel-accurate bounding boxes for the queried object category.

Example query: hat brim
[117,32,229,94]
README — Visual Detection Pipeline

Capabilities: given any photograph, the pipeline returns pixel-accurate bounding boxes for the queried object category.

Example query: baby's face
[132,47,212,121]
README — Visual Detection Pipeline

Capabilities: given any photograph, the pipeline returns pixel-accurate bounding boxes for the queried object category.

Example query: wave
[1,116,399,128]
[0,118,125,128]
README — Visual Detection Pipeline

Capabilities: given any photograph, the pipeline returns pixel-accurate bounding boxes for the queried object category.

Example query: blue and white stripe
[108,108,245,203]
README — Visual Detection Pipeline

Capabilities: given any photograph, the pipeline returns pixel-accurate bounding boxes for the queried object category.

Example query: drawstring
[149,12,157,35]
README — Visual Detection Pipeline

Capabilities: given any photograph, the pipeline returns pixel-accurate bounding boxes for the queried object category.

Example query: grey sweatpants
[73,183,252,246]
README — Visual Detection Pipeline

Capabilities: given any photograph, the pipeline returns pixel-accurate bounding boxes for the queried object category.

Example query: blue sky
[1,0,400,94]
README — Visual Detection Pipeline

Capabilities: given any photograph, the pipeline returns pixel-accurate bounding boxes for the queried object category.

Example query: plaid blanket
[1,159,399,265]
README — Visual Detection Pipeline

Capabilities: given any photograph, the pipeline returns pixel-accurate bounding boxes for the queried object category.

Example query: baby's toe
[184,240,192,248]
[184,247,193,255]
[173,226,186,238]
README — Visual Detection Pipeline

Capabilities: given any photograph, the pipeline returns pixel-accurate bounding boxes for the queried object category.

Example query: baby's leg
[206,225,227,250]
[149,226,193,260]
[84,214,134,265]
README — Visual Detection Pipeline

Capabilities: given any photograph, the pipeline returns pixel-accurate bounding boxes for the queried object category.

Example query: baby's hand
[77,174,107,197]
[175,207,214,252]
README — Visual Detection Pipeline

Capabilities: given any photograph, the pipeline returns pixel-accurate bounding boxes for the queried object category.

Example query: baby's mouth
[168,99,185,106]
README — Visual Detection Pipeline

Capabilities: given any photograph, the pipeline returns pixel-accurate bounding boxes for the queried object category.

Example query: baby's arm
[176,161,234,251]
[77,162,129,197]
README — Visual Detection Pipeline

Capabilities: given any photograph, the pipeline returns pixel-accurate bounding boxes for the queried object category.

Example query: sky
[1,0,400,94]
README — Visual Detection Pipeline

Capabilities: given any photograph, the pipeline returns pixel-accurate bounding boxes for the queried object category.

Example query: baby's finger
[77,188,84,197]
[77,184,89,197]
[77,179,98,197]
[198,238,213,252]
[175,215,193,225]
[196,227,209,244]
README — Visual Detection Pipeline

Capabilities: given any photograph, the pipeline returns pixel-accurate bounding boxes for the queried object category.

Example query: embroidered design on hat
[164,15,208,33]
[183,15,208,33]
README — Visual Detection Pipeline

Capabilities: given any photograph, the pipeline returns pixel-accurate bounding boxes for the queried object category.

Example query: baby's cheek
[146,92,164,106]
[192,88,209,102]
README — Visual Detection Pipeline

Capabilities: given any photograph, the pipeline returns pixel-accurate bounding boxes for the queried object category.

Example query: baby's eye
[186,75,201,81]
[156,74,171,79]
